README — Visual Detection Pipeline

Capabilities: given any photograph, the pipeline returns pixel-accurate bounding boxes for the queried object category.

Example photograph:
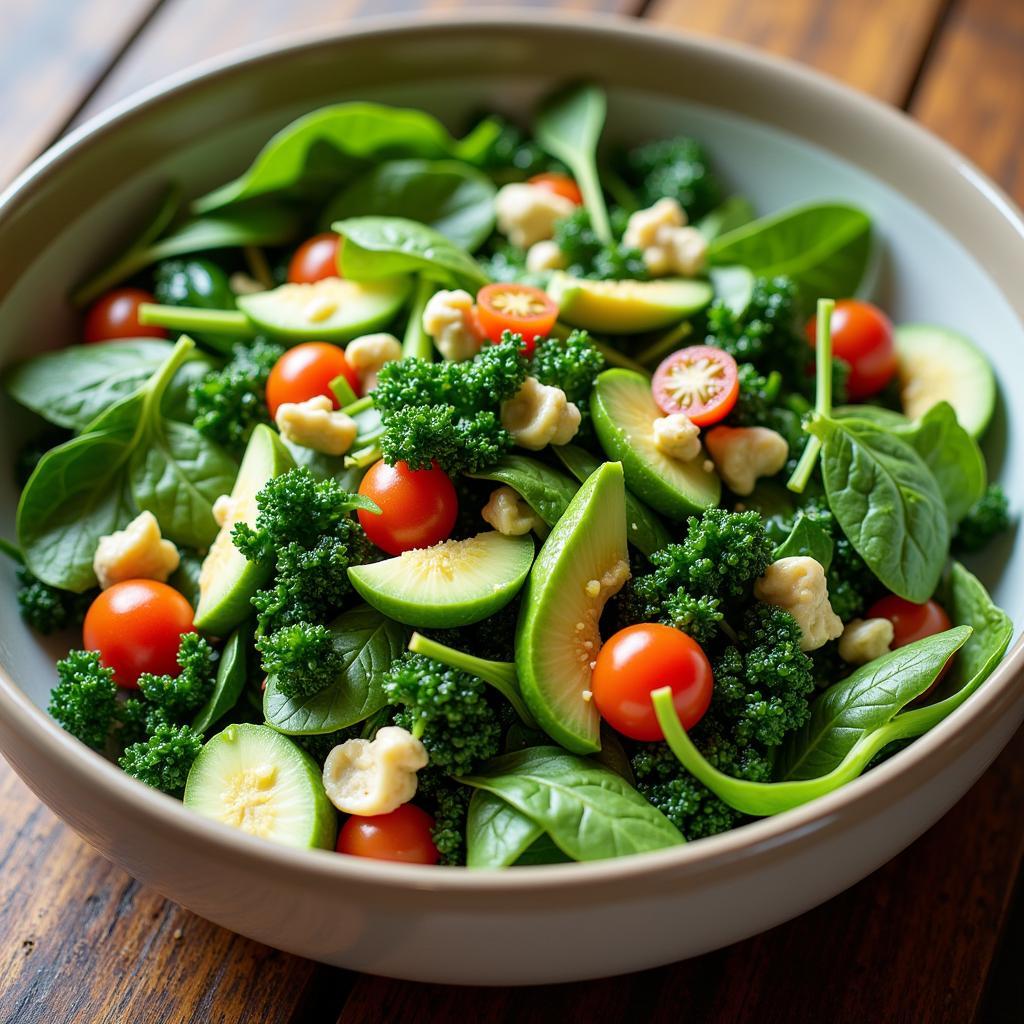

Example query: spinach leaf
[709,202,872,309]
[334,216,488,291]
[462,746,683,861]
[697,196,756,241]
[263,605,408,734]
[774,511,834,570]
[709,265,756,318]
[467,456,579,527]
[514,834,574,865]
[323,159,496,252]
[534,84,611,244]
[193,626,250,734]
[465,790,544,868]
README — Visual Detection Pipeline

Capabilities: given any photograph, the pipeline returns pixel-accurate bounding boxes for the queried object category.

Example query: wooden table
[1,1,1022,1020]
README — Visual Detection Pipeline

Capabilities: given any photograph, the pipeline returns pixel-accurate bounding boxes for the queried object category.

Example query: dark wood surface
[1,1,1022,1021]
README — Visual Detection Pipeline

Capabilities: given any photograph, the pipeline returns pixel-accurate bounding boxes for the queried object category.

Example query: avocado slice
[193,425,294,635]
[894,324,996,438]
[184,723,336,849]
[590,369,720,520]
[237,275,411,341]
[347,531,534,629]
[516,462,630,754]
[547,273,713,334]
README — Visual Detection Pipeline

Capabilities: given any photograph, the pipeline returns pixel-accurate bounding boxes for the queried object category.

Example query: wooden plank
[0,0,160,188]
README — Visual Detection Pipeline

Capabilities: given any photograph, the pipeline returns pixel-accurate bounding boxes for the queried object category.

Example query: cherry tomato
[83,580,195,689]
[867,595,952,649]
[652,346,740,426]
[287,232,342,284]
[475,283,558,356]
[358,460,458,556]
[336,804,439,864]
[805,299,896,400]
[528,172,584,206]
[83,288,166,343]
[591,623,714,741]
[265,342,359,417]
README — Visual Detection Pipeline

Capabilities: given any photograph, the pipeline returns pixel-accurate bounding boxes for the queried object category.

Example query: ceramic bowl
[1,14,1022,986]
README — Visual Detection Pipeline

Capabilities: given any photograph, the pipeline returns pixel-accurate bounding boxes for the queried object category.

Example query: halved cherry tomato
[358,459,458,555]
[265,341,359,417]
[287,232,342,284]
[337,804,439,864]
[867,595,952,649]
[83,580,195,689]
[475,283,558,356]
[591,623,714,741]
[528,172,584,206]
[83,288,167,342]
[652,346,740,426]
[806,299,896,400]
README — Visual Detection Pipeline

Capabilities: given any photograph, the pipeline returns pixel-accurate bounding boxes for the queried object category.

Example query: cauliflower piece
[274,395,357,456]
[653,413,701,462]
[623,197,708,277]
[500,376,581,450]
[526,239,567,273]
[494,183,575,249]
[754,557,844,651]
[705,425,789,496]
[482,486,544,536]
[422,288,484,362]
[93,511,180,590]
[345,332,402,392]
[839,617,895,665]
[322,726,428,816]
[228,272,264,296]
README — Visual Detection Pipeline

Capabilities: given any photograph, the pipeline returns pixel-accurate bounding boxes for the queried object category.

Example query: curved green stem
[138,303,253,343]
[402,276,437,361]
[787,297,835,494]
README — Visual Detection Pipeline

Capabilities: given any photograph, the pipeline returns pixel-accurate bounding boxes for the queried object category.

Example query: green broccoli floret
[379,406,509,475]
[552,208,648,281]
[251,537,353,630]
[190,338,284,452]
[383,653,501,776]
[136,633,218,722]
[15,567,93,634]
[619,136,723,220]
[530,330,606,409]
[470,115,551,176]
[956,483,1011,552]
[660,591,723,645]
[417,767,471,866]
[48,650,119,750]
[118,723,203,795]
[256,622,342,699]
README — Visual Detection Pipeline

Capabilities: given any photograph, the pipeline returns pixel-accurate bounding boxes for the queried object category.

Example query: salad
[1,84,1013,869]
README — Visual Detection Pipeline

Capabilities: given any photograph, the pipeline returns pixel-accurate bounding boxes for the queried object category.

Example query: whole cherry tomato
[866,595,952,649]
[358,460,458,555]
[83,288,166,342]
[265,342,359,417]
[806,299,896,400]
[287,233,342,284]
[336,804,439,864]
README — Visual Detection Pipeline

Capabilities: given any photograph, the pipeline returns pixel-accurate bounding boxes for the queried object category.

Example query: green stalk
[592,339,650,376]
[634,321,693,368]
[344,445,381,470]
[138,303,253,340]
[244,246,274,289]
[0,538,23,563]
[787,297,835,493]
[402,277,437,361]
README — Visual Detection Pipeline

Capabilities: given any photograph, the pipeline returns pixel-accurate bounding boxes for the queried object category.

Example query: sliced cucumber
[194,425,294,635]
[547,273,713,334]
[347,531,534,629]
[516,462,630,754]
[590,369,720,520]
[237,276,411,341]
[184,723,336,849]
[894,324,996,438]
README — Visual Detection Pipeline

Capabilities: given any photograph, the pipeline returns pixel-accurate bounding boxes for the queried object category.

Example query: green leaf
[708,265,756,318]
[322,159,496,252]
[467,455,579,527]
[774,511,834,571]
[697,196,756,241]
[263,605,408,734]
[192,626,250,734]
[465,790,543,868]
[514,833,574,865]
[462,746,683,861]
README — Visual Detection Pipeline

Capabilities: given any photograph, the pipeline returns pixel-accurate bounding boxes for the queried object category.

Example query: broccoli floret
[383,653,501,776]
[15,567,93,634]
[136,633,218,722]
[552,208,648,281]
[251,537,353,630]
[417,767,471,866]
[660,591,723,645]
[619,137,723,220]
[956,483,1011,552]
[190,338,284,452]
[118,723,203,795]
[256,622,342,699]
[470,115,551,176]
[529,330,606,409]
[48,650,119,750]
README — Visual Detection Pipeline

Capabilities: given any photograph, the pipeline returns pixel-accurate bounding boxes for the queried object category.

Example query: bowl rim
[1,9,1022,898]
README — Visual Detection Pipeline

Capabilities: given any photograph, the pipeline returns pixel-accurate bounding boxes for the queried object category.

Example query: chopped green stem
[635,321,693,367]
[411,718,427,741]
[591,339,650,376]
[0,538,23,563]
[344,444,382,469]
[599,163,640,214]
[342,395,374,417]
[138,303,253,339]
[329,374,358,408]
[579,167,612,245]
[402,277,437,361]
[787,297,834,494]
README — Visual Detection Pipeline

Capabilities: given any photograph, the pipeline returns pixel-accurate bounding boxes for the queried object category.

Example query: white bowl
[1,14,1023,985]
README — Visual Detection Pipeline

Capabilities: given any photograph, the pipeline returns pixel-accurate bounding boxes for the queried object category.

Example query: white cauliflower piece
[494,183,575,249]
[322,726,429,816]
[93,511,180,590]
[422,289,483,362]
[623,197,708,277]
[274,395,357,456]
[228,272,264,296]
[345,332,402,392]
[705,425,789,496]
[482,486,544,536]
[839,617,895,665]
[500,376,581,450]
[754,557,844,652]
[653,413,701,462]
[526,239,567,273]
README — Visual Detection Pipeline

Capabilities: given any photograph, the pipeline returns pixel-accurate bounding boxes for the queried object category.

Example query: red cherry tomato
[358,460,458,555]
[805,299,896,400]
[82,580,195,689]
[475,283,558,356]
[265,342,359,417]
[528,172,584,206]
[83,288,166,342]
[287,233,342,284]
[591,623,714,741]
[652,346,740,426]
[867,595,952,649]
[336,804,439,864]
